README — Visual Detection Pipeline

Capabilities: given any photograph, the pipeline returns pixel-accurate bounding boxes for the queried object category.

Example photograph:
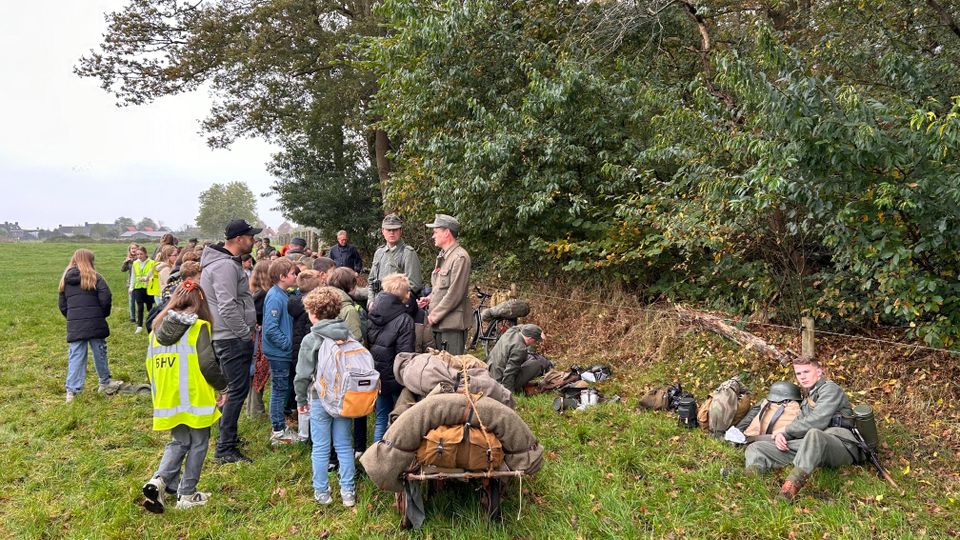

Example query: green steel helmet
[767,381,802,402]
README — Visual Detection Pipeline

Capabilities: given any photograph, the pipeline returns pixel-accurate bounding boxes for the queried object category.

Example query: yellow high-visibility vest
[145,319,221,430]
[133,259,156,290]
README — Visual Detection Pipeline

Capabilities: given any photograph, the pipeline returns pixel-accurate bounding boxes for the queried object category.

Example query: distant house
[277,221,294,235]
[53,222,119,238]
[1,222,54,240]
[120,229,168,239]
[1,221,26,240]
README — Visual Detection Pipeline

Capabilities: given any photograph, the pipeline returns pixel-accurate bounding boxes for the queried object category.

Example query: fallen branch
[676,305,794,366]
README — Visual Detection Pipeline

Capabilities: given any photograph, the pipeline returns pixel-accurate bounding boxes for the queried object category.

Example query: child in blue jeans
[261,258,299,444]
[58,248,122,402]
[293,286,357,507]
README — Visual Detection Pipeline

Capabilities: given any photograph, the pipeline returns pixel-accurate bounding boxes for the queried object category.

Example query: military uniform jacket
[486,326,528,392]
[369,241,423,296]
[784,378,854,440]
[428,242,471,331]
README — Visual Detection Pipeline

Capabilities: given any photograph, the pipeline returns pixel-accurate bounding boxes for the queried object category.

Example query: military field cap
[425,214,460,233]
[224,219,263,239]
[382,213,404,230]
[290,237,307,247]
[520,324,544,342]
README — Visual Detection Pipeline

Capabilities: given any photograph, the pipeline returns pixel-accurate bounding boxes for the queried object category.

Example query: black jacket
[288,295,311,367]
[253,289,268,326]
[58,268,112,342]
[367,292,415,395]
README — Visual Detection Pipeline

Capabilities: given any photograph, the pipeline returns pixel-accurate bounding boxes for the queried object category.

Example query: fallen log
[676,305,794,366]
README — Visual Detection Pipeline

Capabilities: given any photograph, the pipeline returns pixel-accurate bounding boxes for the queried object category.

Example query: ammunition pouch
[829,411,856,429]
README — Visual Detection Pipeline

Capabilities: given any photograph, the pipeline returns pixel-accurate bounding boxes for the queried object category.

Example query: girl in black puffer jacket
[367,273,416,442]
[58,249,120,402]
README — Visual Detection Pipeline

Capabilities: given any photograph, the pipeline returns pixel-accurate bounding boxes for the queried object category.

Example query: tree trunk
[375,128,392,185]
[676,305,794,366]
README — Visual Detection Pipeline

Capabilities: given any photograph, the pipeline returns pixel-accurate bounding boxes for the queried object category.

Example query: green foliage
[135,217,157,231]
[269,133,383,253]
[114,216,134,230]
[195,181,258,237]
[369,0,960,343]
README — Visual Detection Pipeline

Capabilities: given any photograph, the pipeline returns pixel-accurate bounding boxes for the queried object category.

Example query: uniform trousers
[745,427,862,473]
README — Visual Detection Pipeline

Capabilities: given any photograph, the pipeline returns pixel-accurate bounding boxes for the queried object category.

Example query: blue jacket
[330,243,362,272]
[261,285,293,360]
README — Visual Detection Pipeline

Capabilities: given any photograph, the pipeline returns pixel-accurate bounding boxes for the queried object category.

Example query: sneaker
[270,428,296,445]
[135,326,143,334]
[314,490,332,505]
[215,450,253,464]
[341,490,356,507]
[176,491,211,509]
[98,379,124,395]
[65,391,76,403]
[142,477,166,514]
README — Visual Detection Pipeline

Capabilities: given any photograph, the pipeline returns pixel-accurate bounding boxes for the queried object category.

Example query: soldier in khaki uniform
[744,356,864,501]
[416,214,471,354]
[487,324,550,393]
[367,214,423,308]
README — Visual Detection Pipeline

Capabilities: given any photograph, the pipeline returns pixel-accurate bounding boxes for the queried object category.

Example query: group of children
[59,239,424,512]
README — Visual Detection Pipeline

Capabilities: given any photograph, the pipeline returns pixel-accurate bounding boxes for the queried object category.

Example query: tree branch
[927,0,960,40]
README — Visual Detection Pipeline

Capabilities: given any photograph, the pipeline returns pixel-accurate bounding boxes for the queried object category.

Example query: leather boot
[777,468,810,502]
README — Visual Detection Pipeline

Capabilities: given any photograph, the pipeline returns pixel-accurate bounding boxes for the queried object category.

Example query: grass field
[0,242,956,538]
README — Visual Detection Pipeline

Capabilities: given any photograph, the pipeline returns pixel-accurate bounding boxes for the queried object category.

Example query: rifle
[851,427,898,489]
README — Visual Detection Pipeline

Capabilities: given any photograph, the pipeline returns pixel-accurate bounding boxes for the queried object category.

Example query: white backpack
[313,337,379,418]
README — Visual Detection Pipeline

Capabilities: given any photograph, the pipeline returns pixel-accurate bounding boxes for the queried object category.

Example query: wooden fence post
[801,317,816,359]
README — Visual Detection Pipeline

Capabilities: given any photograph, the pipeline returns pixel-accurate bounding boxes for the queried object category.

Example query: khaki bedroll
[360,392,544,492]
[394,351,515,407]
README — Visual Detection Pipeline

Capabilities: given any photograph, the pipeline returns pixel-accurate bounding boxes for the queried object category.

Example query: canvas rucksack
[313,337,379,418]
[743,399,801,438]
[416,423,505,471]
[699,378,751,434]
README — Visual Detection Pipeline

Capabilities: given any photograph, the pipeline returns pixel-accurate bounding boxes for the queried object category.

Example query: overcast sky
[0,1,287,231]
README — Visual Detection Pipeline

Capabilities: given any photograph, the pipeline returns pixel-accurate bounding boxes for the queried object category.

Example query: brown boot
[777,469,810,502]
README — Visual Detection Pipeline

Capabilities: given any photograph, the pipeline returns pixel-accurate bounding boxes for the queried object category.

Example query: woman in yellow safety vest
[141,279,227,513]
[132,246,158,333]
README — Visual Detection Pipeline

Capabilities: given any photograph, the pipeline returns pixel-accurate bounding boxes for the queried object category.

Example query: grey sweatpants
[744,427,861,473]
[153,424,211,496]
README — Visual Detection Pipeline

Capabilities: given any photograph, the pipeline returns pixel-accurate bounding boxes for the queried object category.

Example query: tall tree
[137,217,158,230]
[114,216,135,230]
[196,181,258,238]
[76,0,388,231]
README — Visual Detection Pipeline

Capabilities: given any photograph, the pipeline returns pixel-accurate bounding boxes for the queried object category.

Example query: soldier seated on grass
[743,355,865,501]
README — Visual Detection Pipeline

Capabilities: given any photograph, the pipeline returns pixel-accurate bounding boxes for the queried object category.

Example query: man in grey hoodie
[200,219,261,463]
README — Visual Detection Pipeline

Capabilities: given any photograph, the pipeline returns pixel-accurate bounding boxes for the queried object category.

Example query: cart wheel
[480,479,503,522]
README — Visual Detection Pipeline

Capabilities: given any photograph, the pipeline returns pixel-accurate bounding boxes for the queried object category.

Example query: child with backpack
[294,286,379,507]
[58,248,121,402]
[325,267,369,456]
[141,280,227,513]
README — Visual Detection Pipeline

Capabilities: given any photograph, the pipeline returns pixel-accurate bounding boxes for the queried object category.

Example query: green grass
[0,243,956,538]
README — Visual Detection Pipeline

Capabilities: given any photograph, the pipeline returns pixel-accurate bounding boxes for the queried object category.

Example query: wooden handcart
[394,467,525,529]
